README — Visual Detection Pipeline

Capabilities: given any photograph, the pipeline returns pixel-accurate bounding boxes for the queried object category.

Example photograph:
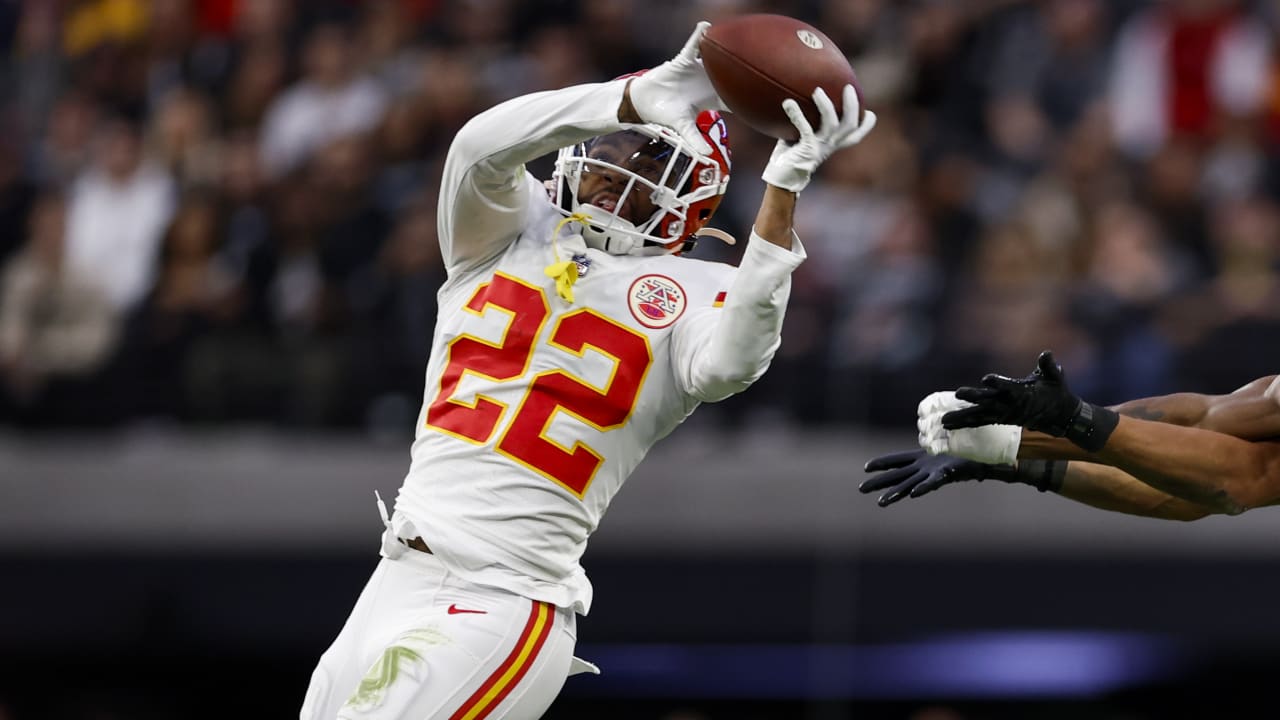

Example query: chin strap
[695,227,736,246]
[545,212,591,303]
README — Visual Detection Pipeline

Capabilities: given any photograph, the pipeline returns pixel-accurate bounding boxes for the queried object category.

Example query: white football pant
[300,547,578,720]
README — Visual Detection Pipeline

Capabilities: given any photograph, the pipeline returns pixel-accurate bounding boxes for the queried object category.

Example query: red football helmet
[554,110,731,255]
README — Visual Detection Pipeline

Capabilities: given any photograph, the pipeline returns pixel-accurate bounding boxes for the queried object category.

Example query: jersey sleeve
[437,80,630,276]
[670,232,807,402]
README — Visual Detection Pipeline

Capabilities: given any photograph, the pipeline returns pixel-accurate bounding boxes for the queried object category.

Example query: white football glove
[916,391,1022,466]
[762,85,877,193]
[628,21,726,155]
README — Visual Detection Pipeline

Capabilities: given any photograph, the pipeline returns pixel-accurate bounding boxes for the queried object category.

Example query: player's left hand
[859,449,999,507]
[761,85,877,193]
[917,391,1022,465]
[628,21,727,155]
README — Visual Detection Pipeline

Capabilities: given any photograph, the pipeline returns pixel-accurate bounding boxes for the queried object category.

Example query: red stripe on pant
[448,600,554,720]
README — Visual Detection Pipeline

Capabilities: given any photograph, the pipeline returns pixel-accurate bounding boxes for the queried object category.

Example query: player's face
[578,131,683,226]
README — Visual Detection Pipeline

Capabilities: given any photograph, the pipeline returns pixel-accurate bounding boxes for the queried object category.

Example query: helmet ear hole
[698,208,712,221]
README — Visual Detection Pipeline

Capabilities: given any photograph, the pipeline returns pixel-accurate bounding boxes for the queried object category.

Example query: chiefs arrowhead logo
[628,274,687,329]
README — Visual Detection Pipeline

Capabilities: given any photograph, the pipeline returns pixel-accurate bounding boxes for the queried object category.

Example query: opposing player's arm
[1019,375,1280,458]
[861,437,1218,519]
[1114,375,1280,439]
[1071,418,1280,513]
[947,362,1280,514]
[1054,461,1214,521]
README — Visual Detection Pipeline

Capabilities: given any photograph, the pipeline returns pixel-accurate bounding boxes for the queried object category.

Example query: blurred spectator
[0,141,35,269]
[233,0,295,46]
[217,131,272,301]
[149,85,221,188]
[1110,0,1271,158]
[63,0,148,58]
[1069,202,1182,404]
[1032,102,1129,227]
[433,0,516,62]
[64,115,177,313]
[5,0,1280,432]
[943,219,1086,377]
[145,0,200,105]
[311,134,391,287]
[486,23,597,98]
[785,112,937,423]
[259,22,388,178]
[828,200,945,424]
[0,193,119,424]
[31,90,101,188]
[414,46,490,150]
[901,0,983,145]
[348,197,447,436]
[357,0,425,94]
[576,1,651,80]
[974,92,1054,221]
[372,97,433,215]
[65,0,152,116]
[7,1,65,143]
[984,0,1110,131]
[116,194,241,420]
[223,36,287,130]
[1166,194,1280,392]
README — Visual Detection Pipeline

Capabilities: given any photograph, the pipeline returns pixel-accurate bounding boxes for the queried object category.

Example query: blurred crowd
[3,0,1280,434]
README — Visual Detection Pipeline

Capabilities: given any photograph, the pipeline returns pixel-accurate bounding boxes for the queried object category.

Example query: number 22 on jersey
[426,272,652,498]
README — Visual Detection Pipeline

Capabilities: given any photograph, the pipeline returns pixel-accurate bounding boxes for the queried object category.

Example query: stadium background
[4,0,1280,717]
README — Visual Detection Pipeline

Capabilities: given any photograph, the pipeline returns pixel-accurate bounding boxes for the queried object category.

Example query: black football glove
[939,351,1119,452]
[859,449,1065,507]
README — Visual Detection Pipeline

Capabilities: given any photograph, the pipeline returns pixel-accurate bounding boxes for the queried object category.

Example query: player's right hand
[942,351,1083,435]
[628,21,727,155]
[942,351,1120,452]
[917,391,1022,466]
[860,449,999,507]
[761,85,877,193]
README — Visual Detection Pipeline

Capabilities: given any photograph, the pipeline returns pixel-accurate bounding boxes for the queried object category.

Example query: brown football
[701,14,863,142]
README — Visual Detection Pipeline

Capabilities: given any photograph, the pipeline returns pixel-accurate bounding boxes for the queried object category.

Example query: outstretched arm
[1022,416,1280,514]
[942,355,1280,514]
[860,445,1214,520]
[671,86,874,402]
[1021,375,1280,457]
[1109,375,1280,438]
[1055,461,1213,521]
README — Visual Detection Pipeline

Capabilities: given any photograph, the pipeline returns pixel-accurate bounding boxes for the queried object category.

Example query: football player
[301,21,877,720]
[861,350,1280,520]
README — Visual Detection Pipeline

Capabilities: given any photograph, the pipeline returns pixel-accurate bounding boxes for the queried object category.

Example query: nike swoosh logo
[447,604,487,615]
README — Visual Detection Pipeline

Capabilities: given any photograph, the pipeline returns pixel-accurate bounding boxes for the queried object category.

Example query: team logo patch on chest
[628,274,687,329]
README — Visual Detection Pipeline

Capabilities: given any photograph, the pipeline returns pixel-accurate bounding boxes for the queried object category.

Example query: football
[701,14,863,142]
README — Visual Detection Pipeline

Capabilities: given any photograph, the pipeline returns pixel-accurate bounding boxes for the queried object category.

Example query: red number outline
[426,273,549,444]
[426,275,653,498]
[497,309,653,498]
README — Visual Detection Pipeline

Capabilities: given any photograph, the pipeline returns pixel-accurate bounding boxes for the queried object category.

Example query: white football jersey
[388,80,805,614]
